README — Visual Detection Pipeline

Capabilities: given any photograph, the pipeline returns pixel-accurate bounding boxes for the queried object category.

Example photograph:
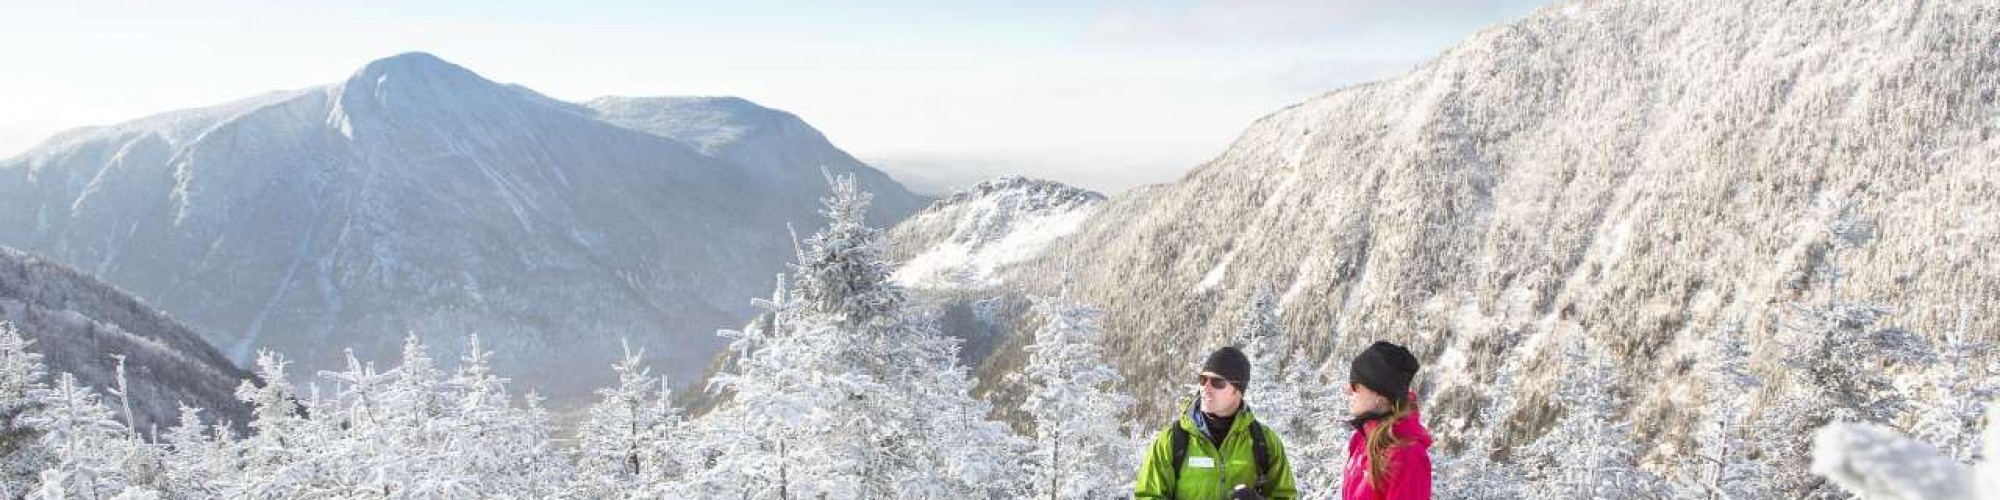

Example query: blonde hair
[1364,397,1416,490]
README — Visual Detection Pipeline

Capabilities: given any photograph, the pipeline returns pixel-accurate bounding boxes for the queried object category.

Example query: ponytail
[1364,397,1416,490]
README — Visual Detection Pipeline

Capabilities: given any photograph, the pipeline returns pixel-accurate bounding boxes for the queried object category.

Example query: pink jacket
[1342,394,1433,500]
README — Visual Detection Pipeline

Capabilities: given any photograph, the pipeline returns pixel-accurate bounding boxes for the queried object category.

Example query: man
[1135,346,1298,500]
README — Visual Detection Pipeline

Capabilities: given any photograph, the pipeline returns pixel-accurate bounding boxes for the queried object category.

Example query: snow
[1811,416,1982,499]
[1195,248,1236,292]
[890,177,1104,289]
[1274,259,1314,317]
[899,205,1093,288]
[0,51,926,409]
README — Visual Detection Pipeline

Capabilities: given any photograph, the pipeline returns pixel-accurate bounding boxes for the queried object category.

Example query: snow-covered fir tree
[1021,272,1135,499]
[1229,286,1295,433]
[1778,302,1933,426]
[1437,353,1525,500]
[896,309,1031,499]
[1673,325,1773,499]
[103,356,168,496]
[156,404,230,500]
[1521,338,1667,499]
[572,341,686,498]
[3,323,168,499]
[435,334,565,497]
[2,321,54,498]
[1276,350,1347,497]
[1756,207,1938,498]
[693,174,1023,499]
[220,351,324,498]
[27,372,140,499]
[1912,307,1997,462]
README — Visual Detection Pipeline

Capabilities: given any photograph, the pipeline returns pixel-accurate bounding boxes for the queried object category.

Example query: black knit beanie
[1202,346,1252,392]
[1350,341,1420,403]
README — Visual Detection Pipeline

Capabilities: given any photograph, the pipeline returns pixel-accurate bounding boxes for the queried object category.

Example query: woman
[1343,341,1432,500]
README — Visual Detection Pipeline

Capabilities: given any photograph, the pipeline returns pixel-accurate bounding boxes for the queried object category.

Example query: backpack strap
[1170,417,1276,497]
[1248,420,1274,496]
[1167,421,1189,500]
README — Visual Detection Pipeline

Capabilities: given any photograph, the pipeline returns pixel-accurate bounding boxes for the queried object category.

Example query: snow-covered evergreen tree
[1521,338,1667,499]
[1437,356,1524,500]
[157,404,229,500]
[1674,326,1772,499]
[445,334,565,498]
[28,372,135,499]
[1277,350,1347,497]
[1755,205,1938,498]
[2,321,54,498]
[572,341,686,498]
[1021,274,1135,499]
[680,277,793,498]
[1230,286,1284,383]
[1780,302,1933,425]
[220,351,324,498]
[1912,307,1997,462]
[692,174,1027,499]
[1230,286,1296,433]
[103,356,168,496]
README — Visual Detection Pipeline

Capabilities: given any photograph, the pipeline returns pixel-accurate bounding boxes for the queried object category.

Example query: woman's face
[1348,382,1387,416]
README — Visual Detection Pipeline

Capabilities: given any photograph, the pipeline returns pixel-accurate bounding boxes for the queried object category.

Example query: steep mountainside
[0,246,254,434]
[0,52,925,407]
[906,0,2000,464]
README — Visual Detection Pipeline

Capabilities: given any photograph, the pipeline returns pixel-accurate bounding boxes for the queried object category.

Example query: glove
[1231,484,1264,500]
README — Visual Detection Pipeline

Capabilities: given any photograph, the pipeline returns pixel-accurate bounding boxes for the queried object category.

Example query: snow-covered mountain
[0,246,253,435]
[582,95,922,224]
[890,0,2000,484]
[888,176,1105,290]
[0,52,925,408]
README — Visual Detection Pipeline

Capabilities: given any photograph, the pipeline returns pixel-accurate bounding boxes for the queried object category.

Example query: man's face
[1199,371,1242,415]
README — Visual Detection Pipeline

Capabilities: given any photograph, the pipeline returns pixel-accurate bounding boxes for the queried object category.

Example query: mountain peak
[337,51,511,105]
[329,52,548,138]
[932,176,1105,212]
[350,52,481,83]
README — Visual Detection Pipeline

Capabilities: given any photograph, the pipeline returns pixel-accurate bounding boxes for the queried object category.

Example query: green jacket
[1134,402,1297,500]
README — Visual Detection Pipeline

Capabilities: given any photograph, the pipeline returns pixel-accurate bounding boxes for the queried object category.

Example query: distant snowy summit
[0,51,924,408]
[889,176,1103,290]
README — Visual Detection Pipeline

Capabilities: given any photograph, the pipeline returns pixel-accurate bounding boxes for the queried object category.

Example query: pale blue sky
[1,0,1556,193]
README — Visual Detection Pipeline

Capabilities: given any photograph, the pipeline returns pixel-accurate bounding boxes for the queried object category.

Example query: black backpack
[1166,418,1274,498]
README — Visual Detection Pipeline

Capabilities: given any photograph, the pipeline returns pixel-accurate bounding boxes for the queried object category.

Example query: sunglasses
[1198,375,1236,391]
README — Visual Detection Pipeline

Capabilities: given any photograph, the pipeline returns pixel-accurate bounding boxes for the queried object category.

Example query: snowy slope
[888,176,1104,290]
[583,95,925,226]
[0,52,924,409]
[917,0,2000,480]
[0,246,254,435]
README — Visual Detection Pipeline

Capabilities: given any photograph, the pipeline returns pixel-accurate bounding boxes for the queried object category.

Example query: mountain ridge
[0,51,926,410]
